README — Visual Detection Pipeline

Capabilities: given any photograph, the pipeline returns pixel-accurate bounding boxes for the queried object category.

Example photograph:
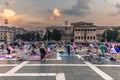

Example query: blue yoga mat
[100,57,110,61]
[60,53,76,58]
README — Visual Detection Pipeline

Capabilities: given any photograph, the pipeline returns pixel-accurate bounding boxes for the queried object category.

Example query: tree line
[16,28,61,41]
[102,27,120,42]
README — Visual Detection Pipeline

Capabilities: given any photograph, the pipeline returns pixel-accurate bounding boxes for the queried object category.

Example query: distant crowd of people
[0,41,57,61]
[1,41,120,62]
[87,43,120,61]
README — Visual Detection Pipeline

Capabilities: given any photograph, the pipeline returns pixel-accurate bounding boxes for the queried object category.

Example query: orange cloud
[53,8,61,17]
[49,8,61,20]
[0,9,16,18]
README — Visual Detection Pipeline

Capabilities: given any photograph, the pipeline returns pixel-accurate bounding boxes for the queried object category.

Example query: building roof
[71,22,93,25]
[71,22,96,28]
[0,26,13,32]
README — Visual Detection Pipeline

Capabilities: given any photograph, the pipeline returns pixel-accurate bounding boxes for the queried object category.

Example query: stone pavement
[0,48,120,80]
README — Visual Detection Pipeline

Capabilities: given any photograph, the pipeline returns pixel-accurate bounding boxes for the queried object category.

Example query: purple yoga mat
[0,55,6,58]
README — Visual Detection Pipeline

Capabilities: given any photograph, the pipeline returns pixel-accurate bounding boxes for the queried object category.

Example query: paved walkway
[0,48,120,80]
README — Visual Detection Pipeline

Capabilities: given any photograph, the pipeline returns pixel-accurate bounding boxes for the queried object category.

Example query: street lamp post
[4,19,8,42]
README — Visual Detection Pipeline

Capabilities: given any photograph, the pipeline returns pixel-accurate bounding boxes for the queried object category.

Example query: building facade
[71,22,97,43]
[44,22,116,43]
[0,26,14,41]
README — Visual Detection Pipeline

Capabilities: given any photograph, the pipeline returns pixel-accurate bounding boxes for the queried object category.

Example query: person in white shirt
[110,46,117,60]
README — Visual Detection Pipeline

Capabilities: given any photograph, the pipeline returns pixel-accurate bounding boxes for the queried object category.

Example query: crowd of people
[1,41,120,62]
[0,41,56,62]
[87,43,120,61]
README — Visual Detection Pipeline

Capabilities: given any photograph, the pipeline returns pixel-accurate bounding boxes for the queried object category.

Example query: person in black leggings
[39,47,48,61]
[6,45,10,55]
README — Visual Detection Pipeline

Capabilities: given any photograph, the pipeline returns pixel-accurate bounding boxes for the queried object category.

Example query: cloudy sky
[0,0,120,28]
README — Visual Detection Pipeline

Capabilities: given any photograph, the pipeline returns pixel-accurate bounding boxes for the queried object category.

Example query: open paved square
[0,48,120,80]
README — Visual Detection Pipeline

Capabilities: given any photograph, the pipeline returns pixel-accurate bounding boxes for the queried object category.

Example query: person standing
[39,45,48,62]
[70,43,75,57]
[67,42,71,56]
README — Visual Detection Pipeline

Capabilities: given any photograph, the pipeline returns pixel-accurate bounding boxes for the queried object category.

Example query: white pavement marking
[6,61,29,74]
[0,64,18,66]
[76,54,82,59]
[56,73,65,80]
[85,61,113,80]
[0,58,61,61]
[57,53,62,60]
[26,64,87,66]
[76,54,113,80]
[0,73,56,76]
[95,65,120,67]
[0,73,66,80]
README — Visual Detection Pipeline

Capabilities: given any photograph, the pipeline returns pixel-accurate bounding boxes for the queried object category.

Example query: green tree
[21,33,26,41]
[28,32,35,41]
[35,32,41,41]
[116,30,120,42]
[16,34,22,39]
[20,32,35,41]
[117,35,120,42]
[102,27,117,42]
[43,30,52,41]
[102,27,120,42]
[52,28,61,41]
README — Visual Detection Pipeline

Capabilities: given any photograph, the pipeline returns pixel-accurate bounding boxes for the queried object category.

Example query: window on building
[75,29,77,31]
[1,37,2,39]
[87,36,89,40]
[81,36,83,40]
[78,36,80,39]
[90,36,92,40]
[93,36,95,40]
[1,33,2,35]
[78,29,80,31]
